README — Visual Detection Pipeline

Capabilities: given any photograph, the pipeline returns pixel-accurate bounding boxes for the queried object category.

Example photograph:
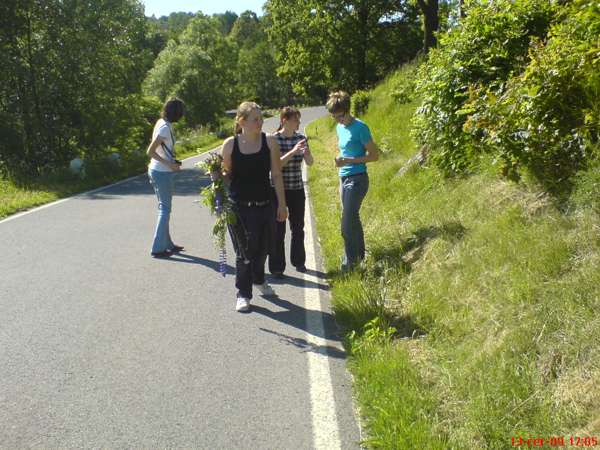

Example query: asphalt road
[0,106,362,449]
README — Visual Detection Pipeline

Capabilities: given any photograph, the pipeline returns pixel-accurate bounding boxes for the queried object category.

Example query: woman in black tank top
[219,102,288,312]
[229,132,272,203]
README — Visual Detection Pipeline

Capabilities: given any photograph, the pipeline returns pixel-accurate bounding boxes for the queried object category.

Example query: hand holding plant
[197,152,236,276]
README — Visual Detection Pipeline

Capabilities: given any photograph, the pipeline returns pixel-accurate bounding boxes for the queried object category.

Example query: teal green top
[336,118,372,177]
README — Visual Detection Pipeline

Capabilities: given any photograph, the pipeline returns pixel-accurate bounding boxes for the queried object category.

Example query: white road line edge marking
[302,127,343,450]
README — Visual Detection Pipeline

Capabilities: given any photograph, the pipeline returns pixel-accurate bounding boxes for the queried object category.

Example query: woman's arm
[280,139,307,167]
[335,139,379,167]
[303,141,314,166]
[219,137,234,185]
[267,135,288,222]
[146,135,180,171]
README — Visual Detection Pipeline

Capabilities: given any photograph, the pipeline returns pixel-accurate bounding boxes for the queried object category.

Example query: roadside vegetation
[307,1,600,447]
[0,129,222,219]
[1,0,424,217]
[2,0,598,446]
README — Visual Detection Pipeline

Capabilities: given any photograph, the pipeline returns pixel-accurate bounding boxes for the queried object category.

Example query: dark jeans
[340,172,369,269]
[269,188,306,274]
[228,203,271,299]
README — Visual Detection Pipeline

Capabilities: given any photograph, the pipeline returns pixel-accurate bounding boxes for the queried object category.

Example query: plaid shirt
[275,131,307,190]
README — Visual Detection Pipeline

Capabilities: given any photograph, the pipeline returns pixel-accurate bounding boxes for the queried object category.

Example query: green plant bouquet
[197,152,236,276]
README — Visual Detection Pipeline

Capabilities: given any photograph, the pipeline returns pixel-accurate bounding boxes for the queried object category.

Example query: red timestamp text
[511,436,598,447]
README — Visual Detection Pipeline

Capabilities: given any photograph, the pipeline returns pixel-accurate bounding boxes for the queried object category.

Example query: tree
[213,11,238,35]
[229,10,264,47]
[237,41,292,106]
[227,12,292,106]
[0,0,152,175]
[151,11,195,42]
[265,0,422,97]
[416,0,440,51]
[143,14,238,125]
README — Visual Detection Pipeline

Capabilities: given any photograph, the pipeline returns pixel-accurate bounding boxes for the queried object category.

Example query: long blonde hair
[234,101,261,134]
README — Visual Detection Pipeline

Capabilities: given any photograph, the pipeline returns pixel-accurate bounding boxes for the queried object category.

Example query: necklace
[240,135,260,145]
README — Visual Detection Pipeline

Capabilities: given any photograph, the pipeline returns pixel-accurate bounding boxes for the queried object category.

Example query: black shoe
[295,265,307,273]
[151,250,173,258]
[171,245,184,253]
[271,271,285,279]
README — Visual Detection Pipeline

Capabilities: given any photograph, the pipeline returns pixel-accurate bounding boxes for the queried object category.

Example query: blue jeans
[340,172,369,269]
[148,169,175,253]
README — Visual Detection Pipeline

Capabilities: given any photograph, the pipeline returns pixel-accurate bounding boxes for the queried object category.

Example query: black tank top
[229,132,272,202]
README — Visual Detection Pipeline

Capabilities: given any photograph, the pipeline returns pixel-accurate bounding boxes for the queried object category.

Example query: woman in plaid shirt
[269,107,314,277]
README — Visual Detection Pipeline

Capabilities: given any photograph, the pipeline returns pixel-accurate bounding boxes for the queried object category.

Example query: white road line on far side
[0,149,218,226]
[302,125,343,449]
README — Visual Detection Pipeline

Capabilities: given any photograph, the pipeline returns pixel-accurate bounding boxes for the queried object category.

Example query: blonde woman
[326,91,379,271]
[220,102,288,312]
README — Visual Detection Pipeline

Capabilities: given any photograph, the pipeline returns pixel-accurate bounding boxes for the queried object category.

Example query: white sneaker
[236,296,250,312]
[256,282,275,296]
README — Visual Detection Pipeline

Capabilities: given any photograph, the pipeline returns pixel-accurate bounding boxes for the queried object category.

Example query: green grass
[306,62,600,448]
[0,128,221,219]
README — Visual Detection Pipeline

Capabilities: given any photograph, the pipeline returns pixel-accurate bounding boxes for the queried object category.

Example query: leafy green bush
[412,0,557,174]
[351,89,370,116]
[390,82,414,105]
[468,1,600,192]
[390,63,418,104]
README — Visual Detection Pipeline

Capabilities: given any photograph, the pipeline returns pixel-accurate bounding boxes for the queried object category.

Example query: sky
[141,0,266,18]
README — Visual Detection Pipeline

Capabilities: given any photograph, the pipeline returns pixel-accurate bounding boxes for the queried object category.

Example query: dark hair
[277,106,301,132]
[161,97,185,122]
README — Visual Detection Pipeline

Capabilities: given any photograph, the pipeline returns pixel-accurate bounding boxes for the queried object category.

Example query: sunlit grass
[306,62,600,448]
[0,128,221,219]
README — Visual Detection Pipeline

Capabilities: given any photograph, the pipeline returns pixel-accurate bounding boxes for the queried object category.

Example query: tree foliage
[412,0,556,174]
[470,1,600,190]
[144,10,294,120]
[0,0,154,175]
[264,0,422,99]
[143,15,238,126]
[230,12,292,106]
[229,10,264,47]
[413,0,599,194]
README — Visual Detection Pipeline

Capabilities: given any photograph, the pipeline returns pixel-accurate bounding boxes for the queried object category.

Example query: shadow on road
[258,328,346,359]
[160,252,235,275]
[252,294,342,343]
[268,273,329,291]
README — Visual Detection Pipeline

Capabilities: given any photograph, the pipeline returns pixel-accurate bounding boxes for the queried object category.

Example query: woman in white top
[146,98,185,258]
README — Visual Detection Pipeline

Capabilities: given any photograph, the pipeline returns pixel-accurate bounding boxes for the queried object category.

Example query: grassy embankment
[306,63,600,448]
[0,127,223,219]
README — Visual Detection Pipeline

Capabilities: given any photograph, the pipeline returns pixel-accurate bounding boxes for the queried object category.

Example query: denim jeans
[228,203,271,299]
[148,169,175,253]
[269,188,306,274]
[340,172,369,269]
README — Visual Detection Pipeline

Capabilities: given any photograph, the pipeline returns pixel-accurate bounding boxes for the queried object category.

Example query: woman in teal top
[326,91,379,271]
